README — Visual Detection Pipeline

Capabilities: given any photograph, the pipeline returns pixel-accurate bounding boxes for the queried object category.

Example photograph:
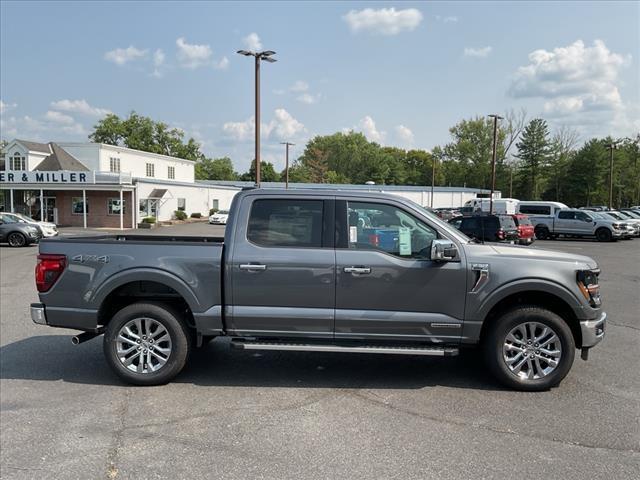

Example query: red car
[512,214,535,245]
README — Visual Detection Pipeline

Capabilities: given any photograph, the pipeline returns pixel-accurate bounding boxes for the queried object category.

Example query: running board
[230,340,458,356]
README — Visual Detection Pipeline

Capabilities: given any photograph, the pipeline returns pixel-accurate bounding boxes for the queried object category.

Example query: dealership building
[1,139,497,229]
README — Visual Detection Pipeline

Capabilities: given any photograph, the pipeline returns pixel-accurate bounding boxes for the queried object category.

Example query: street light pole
[430,157,436,208]
[488,114,503,214]
[280,142,295,189]
[237,49,277,188]
[606,142,618,210]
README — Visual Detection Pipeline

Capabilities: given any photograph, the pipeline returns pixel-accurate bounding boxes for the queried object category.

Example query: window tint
[248,199,324,248]
[499,216,516,229]
[519,205,551,215]
[558,211,575,219]
[483,217,500,229]
[461,217,479,229]
[346,202,437,258]
[576,211,592,221]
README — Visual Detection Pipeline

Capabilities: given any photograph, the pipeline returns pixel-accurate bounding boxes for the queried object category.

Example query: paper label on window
[398,227,412,255]
[349,226,358,243]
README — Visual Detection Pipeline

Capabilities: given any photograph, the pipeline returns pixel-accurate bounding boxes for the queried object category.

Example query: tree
[563,139,608,206]
[194,157,238,181]
[241,160,279,182]
[542,126,580,201]
[515,118,551,200]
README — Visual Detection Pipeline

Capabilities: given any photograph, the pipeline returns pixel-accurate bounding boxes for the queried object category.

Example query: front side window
[10,153,26,170]
[109,157,121,173]
[576,211,592,221]
[146,163,155,177]
[558,211,575,220]
[346,201,437,259]
[71,197,89,214]
[108,198,126,215]
[248,199,323,248]
[168,166,175,179]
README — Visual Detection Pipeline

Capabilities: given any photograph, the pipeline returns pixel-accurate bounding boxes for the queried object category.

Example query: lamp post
[237,49,277,187]
[430,157,436,208]
[488,114,503,214]
[280,142,295,189]
[606,142,618,210]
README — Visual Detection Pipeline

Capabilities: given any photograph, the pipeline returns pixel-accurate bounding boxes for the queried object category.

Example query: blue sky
[1,1,638,171]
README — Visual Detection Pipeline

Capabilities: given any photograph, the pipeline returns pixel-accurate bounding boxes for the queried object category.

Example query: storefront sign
[0,171,90,183]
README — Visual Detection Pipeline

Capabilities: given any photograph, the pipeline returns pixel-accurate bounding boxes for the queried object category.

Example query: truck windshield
[405,199,472,243]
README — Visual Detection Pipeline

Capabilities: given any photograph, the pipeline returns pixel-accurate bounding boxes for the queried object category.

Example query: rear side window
[515,216,532,226]
[483,217,500,229]
[461,217,479,229]
[519,205,551,215]
[558,211,575,219]
[247,199,324,248]
[499,216,516,229]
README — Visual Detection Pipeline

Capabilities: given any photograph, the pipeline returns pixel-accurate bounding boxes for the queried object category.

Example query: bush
[142,216,156,224]
[190,212,202,218]
[209,208,218,215]
[174,210,187,220]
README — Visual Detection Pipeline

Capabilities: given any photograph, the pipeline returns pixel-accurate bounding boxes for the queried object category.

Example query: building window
[109,157,121,173]
[211,199,219,211]
[177,198,186,211]
[10,153,26,170]
[108,198,126,215]
[168,166,175,179]
[71,197,89,215]
[139,199,158,218]
[146,163,155,177]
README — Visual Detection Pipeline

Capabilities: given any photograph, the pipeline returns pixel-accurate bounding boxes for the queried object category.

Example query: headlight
[27,226,38,232]
[577,270,601,307]
[612,223,621,229]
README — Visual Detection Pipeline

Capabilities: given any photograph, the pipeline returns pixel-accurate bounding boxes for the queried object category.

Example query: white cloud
[289,80,309,92]
[343,7,423,35]
[0,99,17,115]
[176,37,213,69]
[359,116,385,143]
[242,32,263,51]
[215,56,229,70]
[153,49,165,67]
[104,46,148,65]
[464,46,492,58]
[296,93,320,105]
[394,125,414,146]
[44,111,75,125]
[50,99,111,117]
[435,15,458,23]
[222,109,305,142]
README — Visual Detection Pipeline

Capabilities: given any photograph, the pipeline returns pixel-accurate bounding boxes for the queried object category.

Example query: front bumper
[30,303,47,325]
[580,311,606,348]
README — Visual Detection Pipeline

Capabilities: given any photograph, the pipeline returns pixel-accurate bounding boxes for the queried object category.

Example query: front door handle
[239,263,267,271]
[344,266,371,275]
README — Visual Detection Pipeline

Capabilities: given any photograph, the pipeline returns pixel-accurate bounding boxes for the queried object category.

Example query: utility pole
[488,114,503,214]
[606,142,618,210]
[237,49,277,187]
[280,142,294,189]
[431,157,436,208]
[509,164,514,198]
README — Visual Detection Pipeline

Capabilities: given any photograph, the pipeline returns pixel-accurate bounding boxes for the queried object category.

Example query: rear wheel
[103,302,192,385]
[7,232,27,247]
[595,228,612,242]
[483,306,575,391]
[534,226,549,240]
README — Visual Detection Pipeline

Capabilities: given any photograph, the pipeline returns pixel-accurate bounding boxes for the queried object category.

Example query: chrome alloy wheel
[116,318,172,373]
[502,322,562,380]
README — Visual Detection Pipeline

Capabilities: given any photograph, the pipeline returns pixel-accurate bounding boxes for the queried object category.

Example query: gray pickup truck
[531,208,630,241]
[31,189,606,390]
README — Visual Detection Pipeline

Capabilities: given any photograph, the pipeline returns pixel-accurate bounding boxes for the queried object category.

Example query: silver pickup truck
[531,208,631,241]
[30,189,606,390]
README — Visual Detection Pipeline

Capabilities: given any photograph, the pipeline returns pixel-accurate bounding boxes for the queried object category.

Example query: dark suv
[453,214,519,243]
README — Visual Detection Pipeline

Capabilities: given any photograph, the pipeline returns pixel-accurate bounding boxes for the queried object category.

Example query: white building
[1,138,499,230]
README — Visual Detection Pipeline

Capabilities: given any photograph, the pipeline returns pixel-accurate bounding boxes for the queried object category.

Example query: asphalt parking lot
[1,224,639,479]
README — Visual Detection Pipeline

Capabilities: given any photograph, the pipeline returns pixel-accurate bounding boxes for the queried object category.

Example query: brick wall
[55,190,135,228]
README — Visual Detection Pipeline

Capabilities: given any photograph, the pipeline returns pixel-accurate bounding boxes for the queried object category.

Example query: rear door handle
[239,263,267,271]
[344,266,371,275]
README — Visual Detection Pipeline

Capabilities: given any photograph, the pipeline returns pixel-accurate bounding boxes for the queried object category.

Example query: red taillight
[368,234,380,247]
[497,229,505,240]
[35,254,66,292]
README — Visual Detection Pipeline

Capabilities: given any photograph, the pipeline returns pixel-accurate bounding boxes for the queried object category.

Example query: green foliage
[190,212,202,218]
[240,160,279,182]
[195,157,238,181]
[209,208,218,215]
[174,210,187,220]
[142,216,156,224]
[514,119,551,200]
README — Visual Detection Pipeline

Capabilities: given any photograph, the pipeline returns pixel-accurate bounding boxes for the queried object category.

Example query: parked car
[0,213,43,247]
[579,206,609,212]
[528,208,628,242]
[209,210,230,225]
[30,189,606,391]
[2,212,58,237]
[511,214,535,245]
[600,211,640,237]
[454,214,519,243]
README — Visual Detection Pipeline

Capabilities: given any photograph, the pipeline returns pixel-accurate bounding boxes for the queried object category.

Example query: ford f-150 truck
[30,189,606,390]
[530,208,630,241]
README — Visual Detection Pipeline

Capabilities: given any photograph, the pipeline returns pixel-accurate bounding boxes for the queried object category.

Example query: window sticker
[349,226,358,243]
[398,227,412,255]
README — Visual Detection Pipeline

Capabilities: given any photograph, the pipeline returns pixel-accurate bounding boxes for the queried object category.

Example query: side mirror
[431,239,459,262]
[584,217,592,222]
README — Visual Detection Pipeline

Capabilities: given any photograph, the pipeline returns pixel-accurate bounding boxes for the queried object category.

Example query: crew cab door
[227,196,335,338]
[334,199,466,342]
[556,210,577,233]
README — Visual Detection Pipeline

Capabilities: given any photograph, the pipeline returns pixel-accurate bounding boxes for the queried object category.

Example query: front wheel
[483,306,575,391]
[103,302,192,385]
[595,228,612,242]
[7,232,27,247]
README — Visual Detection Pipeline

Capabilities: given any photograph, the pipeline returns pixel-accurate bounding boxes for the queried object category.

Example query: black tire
[7,232,27,247]
[103,302,192,386]
[483,306,575,391]
[534,226,549,240]
[595,228,612,242]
